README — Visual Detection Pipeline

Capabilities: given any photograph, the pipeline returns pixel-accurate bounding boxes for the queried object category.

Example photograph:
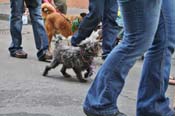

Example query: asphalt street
[0,3,175,116]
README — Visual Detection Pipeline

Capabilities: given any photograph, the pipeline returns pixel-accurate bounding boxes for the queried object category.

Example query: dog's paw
[43,66,49,76]
[84,71,93,78]
[43,70,48,76]
[43,71,47,76]
[63,73,72,78]
[78,77,88,83]
[79,79,87,83]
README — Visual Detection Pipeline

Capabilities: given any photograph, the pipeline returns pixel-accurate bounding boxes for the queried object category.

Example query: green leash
[71,18,80,32]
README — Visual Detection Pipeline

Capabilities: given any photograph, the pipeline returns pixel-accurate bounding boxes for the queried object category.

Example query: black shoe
[39,51,52,62]
[10,50,28,59]
[84,109,127,116]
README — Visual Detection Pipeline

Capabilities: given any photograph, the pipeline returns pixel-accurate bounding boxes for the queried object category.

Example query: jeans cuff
[9,47,23,55]
[37,48,48,60]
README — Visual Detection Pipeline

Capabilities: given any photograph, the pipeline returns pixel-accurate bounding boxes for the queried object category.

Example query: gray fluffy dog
[43,35,101,82]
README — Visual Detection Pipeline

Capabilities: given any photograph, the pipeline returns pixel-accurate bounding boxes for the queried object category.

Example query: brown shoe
[39,51,52,61]
[10,50,28,59]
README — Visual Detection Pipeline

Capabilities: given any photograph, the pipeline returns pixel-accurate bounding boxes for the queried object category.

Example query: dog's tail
[41,2,57,19]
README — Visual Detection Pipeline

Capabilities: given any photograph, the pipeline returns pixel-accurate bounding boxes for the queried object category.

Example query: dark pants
[71,0,119,57]
[9,0,49,59]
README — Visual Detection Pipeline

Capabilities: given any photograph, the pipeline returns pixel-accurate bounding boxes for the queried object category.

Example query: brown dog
[41,3,86,51]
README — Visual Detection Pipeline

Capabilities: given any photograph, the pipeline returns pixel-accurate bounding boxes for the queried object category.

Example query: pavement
[0,2,175,116]
[0,2,88,22]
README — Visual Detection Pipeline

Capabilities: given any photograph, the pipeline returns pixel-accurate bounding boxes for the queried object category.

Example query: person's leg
[137,0,175,115]
[83,0,162,116]
[26,0,51,60]
[71,0,105,46]
[101,0,118,59]
[9,0,25,55]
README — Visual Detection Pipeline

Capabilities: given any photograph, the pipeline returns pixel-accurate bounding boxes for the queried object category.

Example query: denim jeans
[137,0,175,115]
[9,0,49,59]
[83,0,175,116]
[71,0,119,57]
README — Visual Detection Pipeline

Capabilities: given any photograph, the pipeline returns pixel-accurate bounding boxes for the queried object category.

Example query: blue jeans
[137,0,175,115]
[9,0,49,59]
[83,0,175,116]
[71,0,119,56]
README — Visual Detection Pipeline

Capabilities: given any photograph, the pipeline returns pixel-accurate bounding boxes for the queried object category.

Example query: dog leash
[43,2,81,33]
[56,9,72,24]
[55,8,81,32]
[44,2,72,24]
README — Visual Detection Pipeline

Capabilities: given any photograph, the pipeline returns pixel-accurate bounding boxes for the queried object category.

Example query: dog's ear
[80,12,87,18]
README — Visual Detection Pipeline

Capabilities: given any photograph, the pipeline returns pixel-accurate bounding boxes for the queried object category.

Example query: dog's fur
[43,33,101,82]
[41,3,86,50]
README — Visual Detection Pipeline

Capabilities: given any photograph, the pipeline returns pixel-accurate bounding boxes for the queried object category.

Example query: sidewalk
[0,2,88,21]
[0,2,10,21]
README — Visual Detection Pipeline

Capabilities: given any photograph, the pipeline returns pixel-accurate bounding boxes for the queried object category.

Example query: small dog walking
[43,34,101,82]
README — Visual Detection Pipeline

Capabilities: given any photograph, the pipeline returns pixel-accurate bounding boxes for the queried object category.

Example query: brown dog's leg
[73,68,87,82]
[47,32,53,52]
[43,59,59,76]
[45,21,54,52]
[60,65,71,78]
